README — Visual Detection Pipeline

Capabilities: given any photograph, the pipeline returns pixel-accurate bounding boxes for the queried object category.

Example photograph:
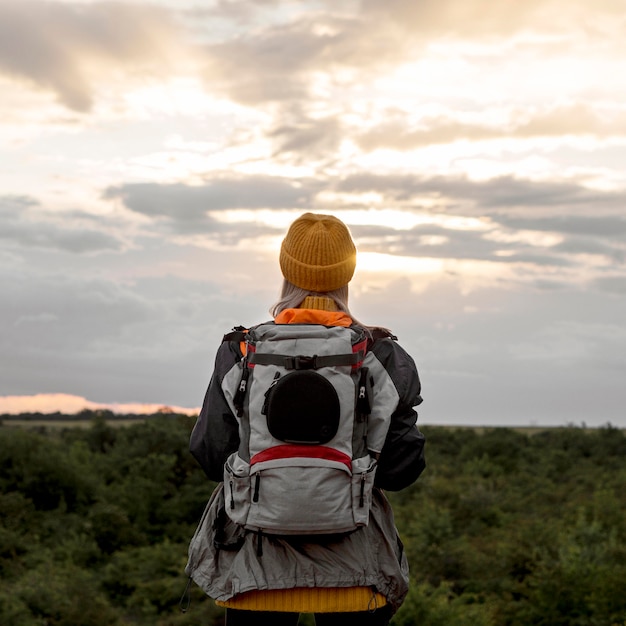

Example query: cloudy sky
[1,0,625,427]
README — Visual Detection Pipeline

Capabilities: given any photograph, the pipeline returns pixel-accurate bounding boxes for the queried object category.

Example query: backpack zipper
[359,473,366,507]
[252,472,261,502]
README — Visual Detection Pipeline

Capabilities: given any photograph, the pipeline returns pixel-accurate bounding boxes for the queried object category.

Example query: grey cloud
[105,174,626,271]
[592,276,626,295]
[105,177,318,229]
[554,237,624,263]
[356,275,626,426]
[0,261,272,405]
[495,215,626,263]
[353,223,493,259]
[201,13,405,105]
[359,0,615,39]
[496,215,626,238]
[188,0,359,25]
[2,0,618,115]
[193,0,626,112]
[352,222,574,268]
[0,1,182,111]
[203,24,328,105]
[336,173,626,214]
[361,0,530,37]
[269,115,343,159]
[356,104,626,151]
[199,0,612,110]
[1,270,173,400]
[476,178,626,213]
[0,195,122,254]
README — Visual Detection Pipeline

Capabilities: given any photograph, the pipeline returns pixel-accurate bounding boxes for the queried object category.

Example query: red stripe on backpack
[250,444,352,471]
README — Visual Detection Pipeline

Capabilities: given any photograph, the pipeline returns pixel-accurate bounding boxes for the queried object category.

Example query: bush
[2,419,626,625]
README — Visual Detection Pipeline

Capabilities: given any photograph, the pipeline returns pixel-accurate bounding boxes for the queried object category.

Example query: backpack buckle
[286,355,317,370]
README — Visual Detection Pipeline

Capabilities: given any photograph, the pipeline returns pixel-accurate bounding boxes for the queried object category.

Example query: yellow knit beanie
[279,213,357,292]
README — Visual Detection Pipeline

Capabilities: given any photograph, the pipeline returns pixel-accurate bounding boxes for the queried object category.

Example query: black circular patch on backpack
[265,371,340,444]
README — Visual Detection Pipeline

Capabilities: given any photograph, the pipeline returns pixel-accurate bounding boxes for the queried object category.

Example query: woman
[186,213,426,625]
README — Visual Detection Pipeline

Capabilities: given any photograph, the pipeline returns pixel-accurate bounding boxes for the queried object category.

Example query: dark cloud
[336,173,626,214]
[105,177,319,231]
[110,172,624,226]
[104,174,626,273]
[553,237,624,263]
[496,215,626,238]
[351,222,575,269]
[353,222,491,258]
[494,215,626,263]
[0,195,122,254]
[0,1,182,111]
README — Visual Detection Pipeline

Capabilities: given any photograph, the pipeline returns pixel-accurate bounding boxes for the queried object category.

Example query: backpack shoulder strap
[222,325,249,343]
[367,326,398,347]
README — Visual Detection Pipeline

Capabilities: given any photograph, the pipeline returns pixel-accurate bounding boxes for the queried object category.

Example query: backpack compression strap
[248,351,363,370]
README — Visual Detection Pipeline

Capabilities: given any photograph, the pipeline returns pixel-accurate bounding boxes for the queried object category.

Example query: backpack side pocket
[224,452,251,527]
[351,455,377,527]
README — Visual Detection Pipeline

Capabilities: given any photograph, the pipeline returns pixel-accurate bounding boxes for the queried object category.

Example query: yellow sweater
[216,586,387,612]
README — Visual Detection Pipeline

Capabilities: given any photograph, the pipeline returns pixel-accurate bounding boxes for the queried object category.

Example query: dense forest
[1,413,625,625]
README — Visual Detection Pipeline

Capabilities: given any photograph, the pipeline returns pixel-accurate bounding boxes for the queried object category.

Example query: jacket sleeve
[189,340,241,481]
[371,337,426,491]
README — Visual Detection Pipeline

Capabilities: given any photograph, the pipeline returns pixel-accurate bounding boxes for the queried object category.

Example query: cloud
[269,115,343,160]
[352,222,575,270]
[1,0,624,429]
[356,104,626,151]
[494,214,626,264]
[496,215,626,238]
[0,1,184,111]
[0,252,279,406]
[592,275,626,295]
[0,393,198,416]
[0,195,122,254]
[104,177,318,233]
[102,174,626,277]
[199,10,413,106]
[353,274,626,426]
[336,173,626,215]
[106,173,626,228]
[360,0,625,38]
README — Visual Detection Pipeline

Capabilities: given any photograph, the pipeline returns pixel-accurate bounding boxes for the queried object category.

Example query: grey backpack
[220,322,380,536]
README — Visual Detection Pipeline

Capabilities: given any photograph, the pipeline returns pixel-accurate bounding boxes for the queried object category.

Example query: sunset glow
[1,0,625,426]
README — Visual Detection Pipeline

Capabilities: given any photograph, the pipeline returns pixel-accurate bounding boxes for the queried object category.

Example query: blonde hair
[269,279,382,335]
[270,280,351,318]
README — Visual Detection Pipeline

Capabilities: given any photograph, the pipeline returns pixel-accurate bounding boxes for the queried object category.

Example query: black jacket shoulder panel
[369,335,423,408]
[369,334,426,491]
[189,338,243,481]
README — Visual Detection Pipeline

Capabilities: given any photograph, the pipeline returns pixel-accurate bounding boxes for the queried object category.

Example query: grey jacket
[186,321,426,614]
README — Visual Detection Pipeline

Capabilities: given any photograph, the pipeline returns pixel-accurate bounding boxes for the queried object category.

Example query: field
[1,412,625,625]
